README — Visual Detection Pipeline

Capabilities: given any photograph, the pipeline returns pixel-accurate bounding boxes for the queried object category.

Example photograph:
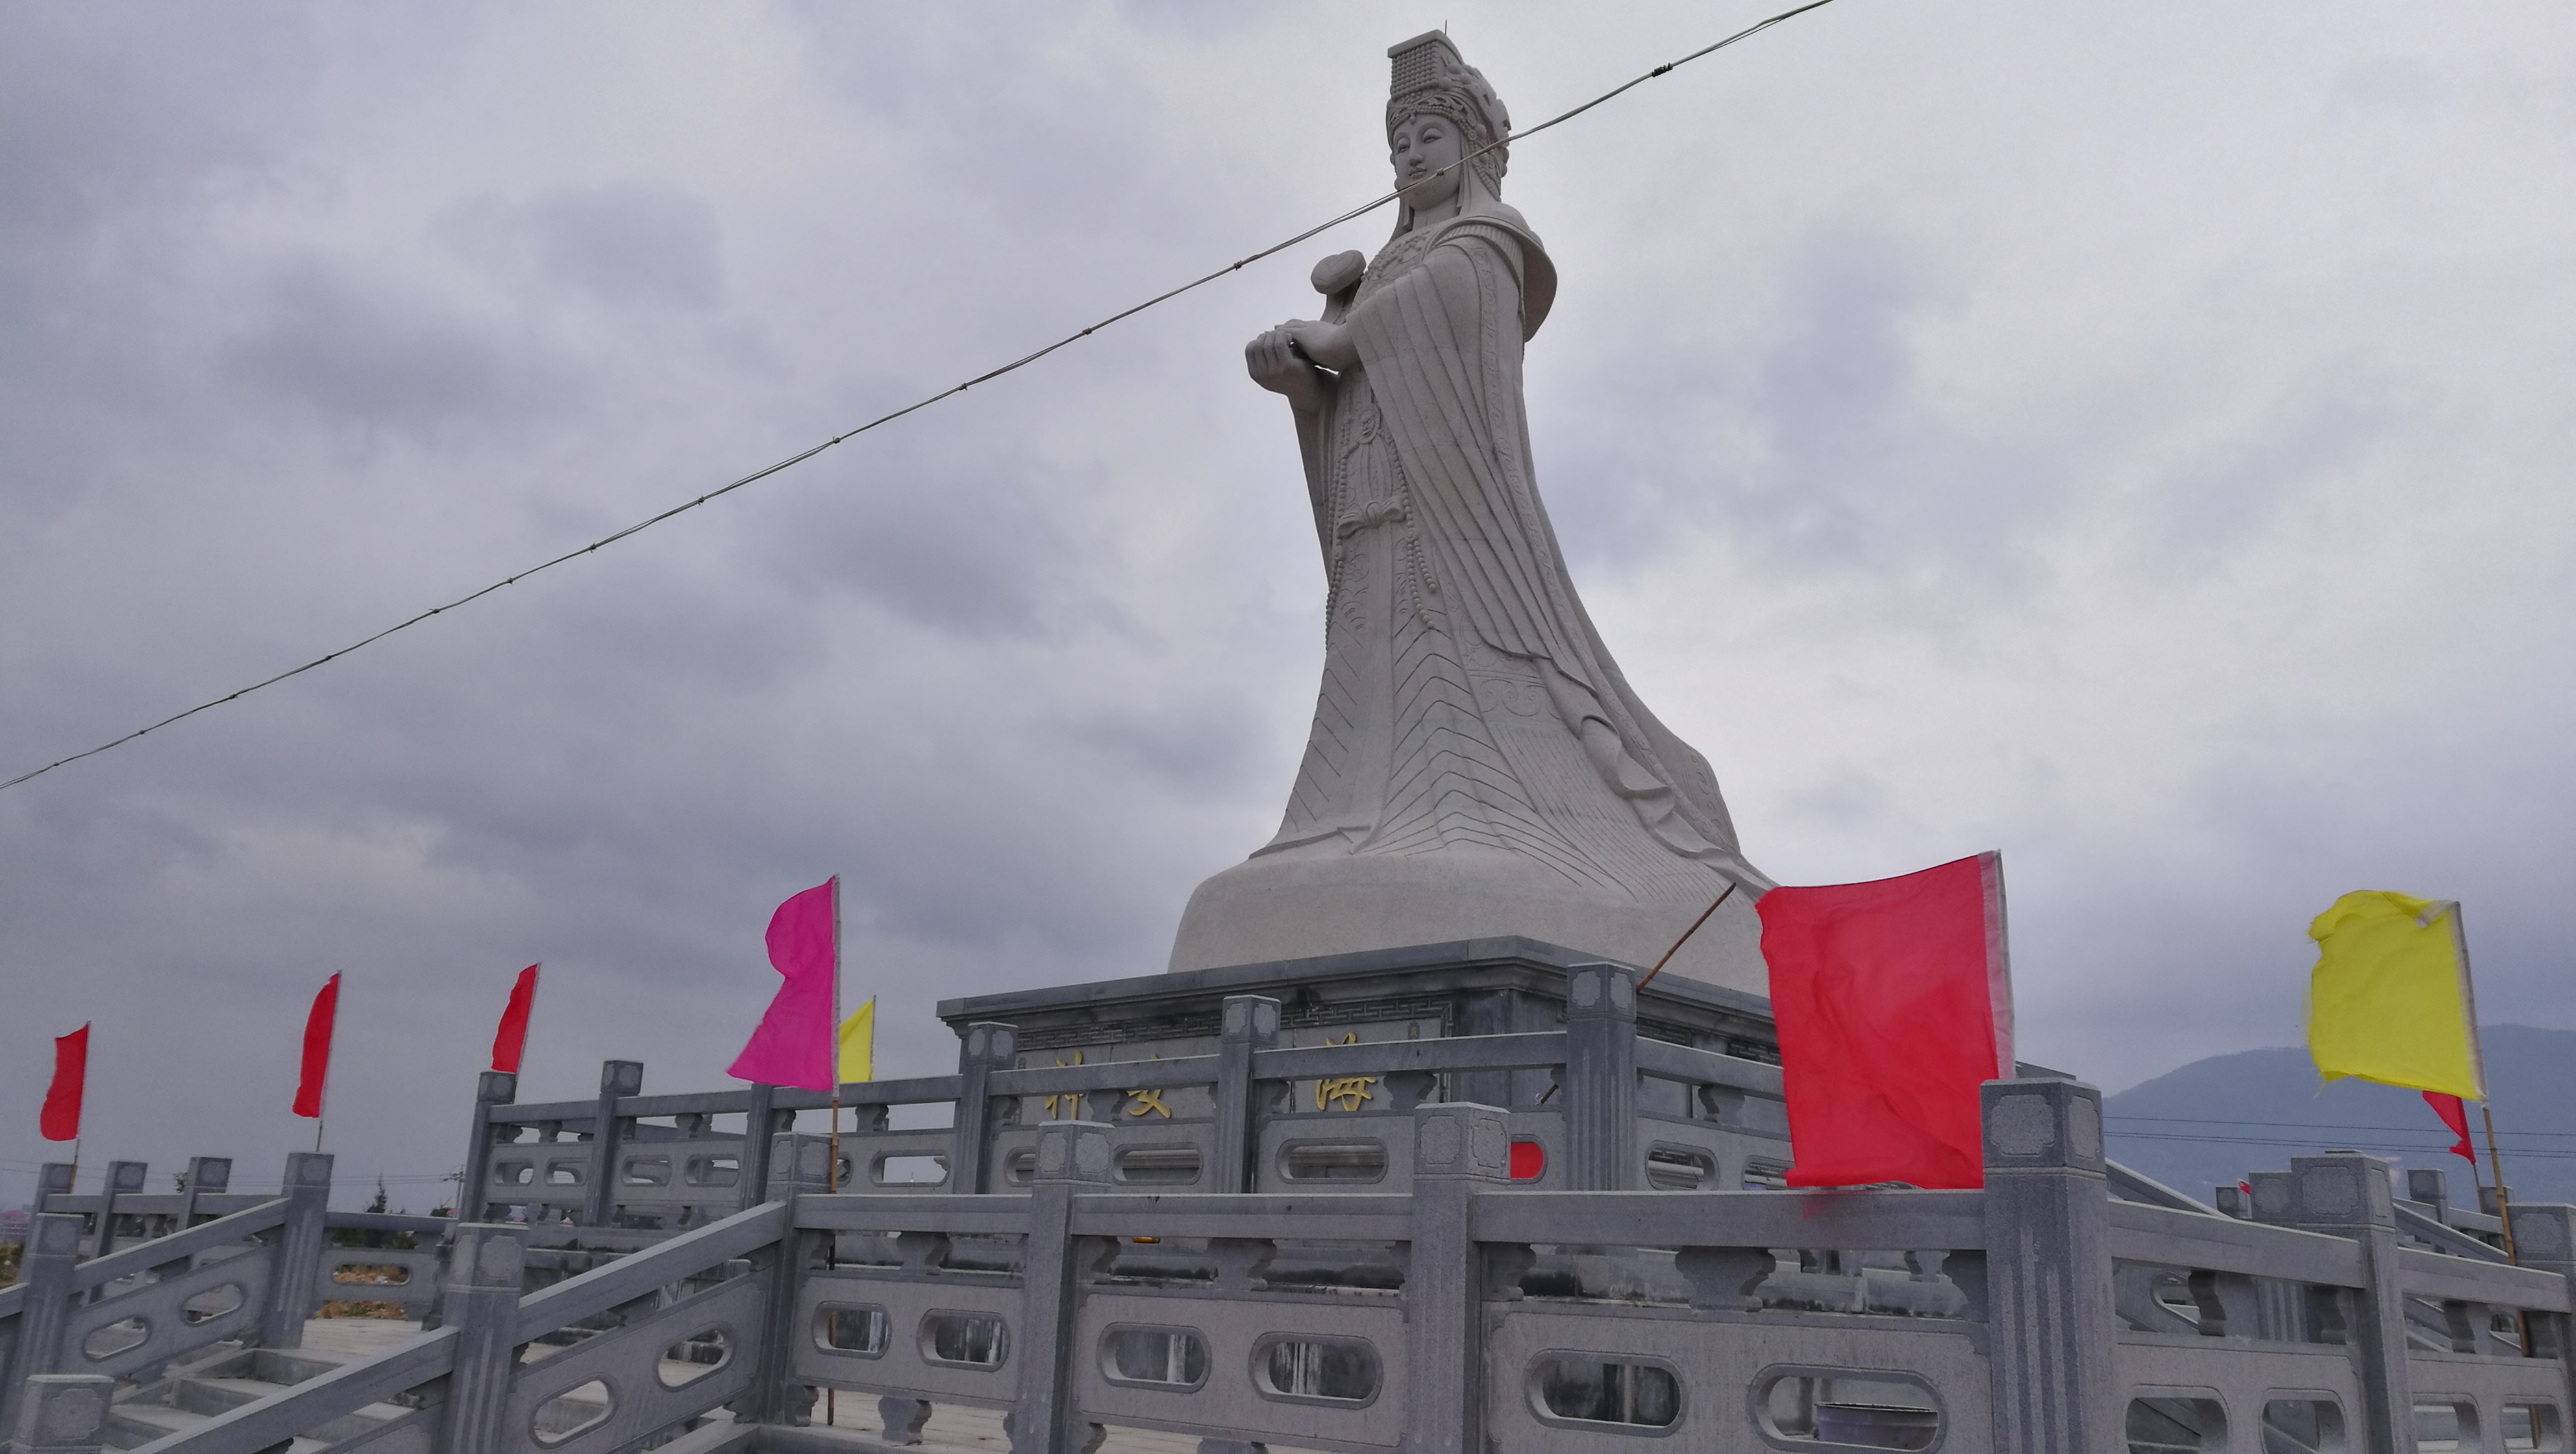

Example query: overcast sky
[6,2,2572,1208]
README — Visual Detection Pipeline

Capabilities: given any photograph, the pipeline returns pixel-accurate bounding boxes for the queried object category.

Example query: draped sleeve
[1340,211,1762,875]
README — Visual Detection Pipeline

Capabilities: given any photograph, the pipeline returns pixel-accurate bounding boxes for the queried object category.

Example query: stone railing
[0,1152,462,1442]
[21,1079,2564,1454]
[459,967,1798,1231]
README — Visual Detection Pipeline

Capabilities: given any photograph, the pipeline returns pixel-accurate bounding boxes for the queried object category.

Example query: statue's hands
[1246,324,1328,413]
[1282,319,1359,369]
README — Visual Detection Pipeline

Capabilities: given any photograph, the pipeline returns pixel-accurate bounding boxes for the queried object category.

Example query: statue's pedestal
[1165,849,1770,997]
[933,938,1790,1196]
[941,935,1777,1120]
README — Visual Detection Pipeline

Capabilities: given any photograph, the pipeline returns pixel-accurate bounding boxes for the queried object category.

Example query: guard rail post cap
[2508,1203,2576,1275]
[285,1151,335,1189]
[1563,962,1637,1018]
[1980,1077,2107,1177]
[104,1161,147,1194]
[36,1164,73,1197]
[186,1157,233,1194]
[1411,1103,1511,1183]
[444,1224,529,1291]
[602,1059,645,1096]
[1032,1121,1116,1185]
[1220,995,1282,1041]
[10,1375,115,1454]
[769,1133,837,1199]
[2275,1153,2397,1229]
[32,1213,84,1258]
[963,1022,1019,1066]
[477,1069,519,1103]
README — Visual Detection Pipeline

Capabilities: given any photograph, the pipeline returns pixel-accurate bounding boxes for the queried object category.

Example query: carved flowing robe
[1170,203,1773,990]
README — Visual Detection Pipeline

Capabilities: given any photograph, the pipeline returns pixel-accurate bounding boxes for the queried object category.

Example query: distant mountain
[2102,1025,2576,1209]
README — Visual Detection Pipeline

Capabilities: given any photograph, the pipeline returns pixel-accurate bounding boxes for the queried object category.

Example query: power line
[2110,1113,2576,1140]
[0,1,1839,796]
[2118,1136,2576,1163]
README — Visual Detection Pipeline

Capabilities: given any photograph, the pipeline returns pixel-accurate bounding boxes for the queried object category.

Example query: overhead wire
[0,0,1839,795]
[2111,1113,2576,1140]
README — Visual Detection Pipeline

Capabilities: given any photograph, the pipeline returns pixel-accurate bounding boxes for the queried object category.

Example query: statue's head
[1385,32,1509,208]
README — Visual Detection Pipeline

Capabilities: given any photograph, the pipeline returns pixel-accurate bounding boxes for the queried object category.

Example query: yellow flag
[2305,891,2484,1100]
[836,999,875,1084]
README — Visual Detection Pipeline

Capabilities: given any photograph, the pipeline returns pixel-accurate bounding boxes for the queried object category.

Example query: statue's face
[1389,111,1465,210]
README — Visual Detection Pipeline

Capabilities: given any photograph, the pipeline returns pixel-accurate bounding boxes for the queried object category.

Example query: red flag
[726,879,839,1090]
[293,974,340,1118]
[491,964,540,1073]
[2423,1091,2475,1164]
[1759,852,2012,1190]
[40,1024,88,1142]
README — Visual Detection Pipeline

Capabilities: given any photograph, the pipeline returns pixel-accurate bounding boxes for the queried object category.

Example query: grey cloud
[227,262,578,440]
[771,446,1083,639]
[438,182,725,310]
[8,4,2576,1209]
[2118,371,2397,584]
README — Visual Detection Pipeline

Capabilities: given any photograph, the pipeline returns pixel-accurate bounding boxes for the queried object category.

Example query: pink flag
[727,878,838,1090]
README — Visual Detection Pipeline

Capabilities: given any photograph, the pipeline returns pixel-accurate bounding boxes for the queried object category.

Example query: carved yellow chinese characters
[1315,1033,1376,1112]
[1042,1052,1084,1120]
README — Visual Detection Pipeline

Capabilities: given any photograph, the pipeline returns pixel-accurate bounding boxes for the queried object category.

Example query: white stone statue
[1169,32,1775,992]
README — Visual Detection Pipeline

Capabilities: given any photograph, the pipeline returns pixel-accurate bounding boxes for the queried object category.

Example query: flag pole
[2480,1101,2518,1263]
[2442,904,2517,1265]
[1635,882,1738,993]
[828,875,843,1195]
[2445,902,2530,1365]
[825,876,841,1430]
[73,1025,85,1185]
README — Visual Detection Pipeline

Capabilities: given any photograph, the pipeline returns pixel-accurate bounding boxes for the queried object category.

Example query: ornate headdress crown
[1385,31,1509,197]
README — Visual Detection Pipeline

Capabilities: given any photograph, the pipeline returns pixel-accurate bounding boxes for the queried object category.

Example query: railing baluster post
[1212,996,1280,1193]
[32,1163,73,1218]
[256,1152,334,1349]
[739,1134,834,1427]
[178,1157,231,1228]
[2253,1153,2415,1454]
[437,1223,528,1454]
[0,1215,86,1433]
[458,1070,517,1221]
[1563,964,1638,1190]
[1405,1102,1511,1454]
[89,1162,147,1259]
[950,1024,1017,1195]
[583,1060,643,1226]
[7,1374,114,1454]
[1013,1121,1112,1454]
[2505,1205,2576,1416]
[739,1081,780,1213]
[1981,1078,2119,1454]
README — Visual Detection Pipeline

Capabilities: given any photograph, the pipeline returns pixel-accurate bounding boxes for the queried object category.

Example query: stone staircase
[102,1320,434,1453]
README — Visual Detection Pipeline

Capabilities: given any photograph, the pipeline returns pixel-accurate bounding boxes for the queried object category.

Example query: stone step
[98,1320,428,1453]
[169,1374,411,1438]
[101,1399,332,1454]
